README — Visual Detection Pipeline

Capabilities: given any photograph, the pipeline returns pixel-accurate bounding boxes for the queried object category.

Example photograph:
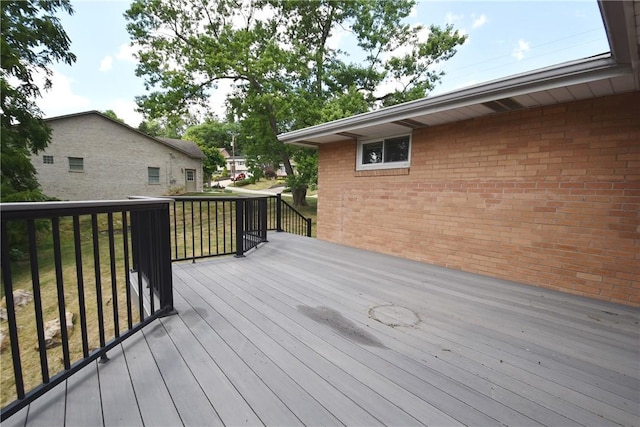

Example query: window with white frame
[148,167,160,184]
[43,155,54,164]
[357,134,411,170]
[68,157,84,172]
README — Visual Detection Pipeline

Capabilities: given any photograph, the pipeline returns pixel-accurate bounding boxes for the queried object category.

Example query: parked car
[232,173,246,181]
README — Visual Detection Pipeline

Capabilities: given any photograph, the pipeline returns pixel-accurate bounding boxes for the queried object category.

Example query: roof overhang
[279,0,639,148]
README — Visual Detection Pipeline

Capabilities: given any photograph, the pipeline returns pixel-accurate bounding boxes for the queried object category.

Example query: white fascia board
[279,55,629,144]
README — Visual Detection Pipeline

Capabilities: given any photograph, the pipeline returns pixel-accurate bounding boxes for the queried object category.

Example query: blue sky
[38,0,610,127]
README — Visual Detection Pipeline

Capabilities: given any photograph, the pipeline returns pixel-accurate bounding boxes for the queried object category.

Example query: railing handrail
[0,198,171,215]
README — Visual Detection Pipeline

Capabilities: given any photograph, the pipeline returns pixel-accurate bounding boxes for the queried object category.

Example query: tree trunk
[291,185,308,207]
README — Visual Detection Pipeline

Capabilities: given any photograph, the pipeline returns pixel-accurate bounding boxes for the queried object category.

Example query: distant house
[278,1,640,305]
[34,111,204,200]
[217,148,249,178]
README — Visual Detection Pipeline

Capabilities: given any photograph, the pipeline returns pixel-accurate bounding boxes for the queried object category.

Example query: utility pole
[231,133,236,186]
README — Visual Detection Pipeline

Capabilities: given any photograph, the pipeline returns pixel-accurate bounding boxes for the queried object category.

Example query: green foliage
[1,0,76,202]
[125,0,466,205]
[102,109,125,123]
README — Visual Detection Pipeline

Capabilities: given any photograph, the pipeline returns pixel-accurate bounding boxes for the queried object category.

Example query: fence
[170,194,311,262]
[0,199,174,421]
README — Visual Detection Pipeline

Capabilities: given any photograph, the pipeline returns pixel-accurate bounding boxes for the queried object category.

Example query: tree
[183,120,232,183]
[125,0,466,205]
[102,109,125,123]
[1,0,76,201]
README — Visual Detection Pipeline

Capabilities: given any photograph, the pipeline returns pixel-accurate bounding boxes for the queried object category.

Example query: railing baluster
[122,211,133,330]
[181,201,187,259]
[51,217,71,370]
[27,220,50,382]
[72,216,90,358]
[172,202,178,260]
[207,201,211,256]
[1,222,25,400]
[107,213,120,338]
[91,214,107,349]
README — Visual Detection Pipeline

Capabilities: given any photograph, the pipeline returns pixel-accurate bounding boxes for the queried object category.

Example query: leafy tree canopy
[125,0,466,204]
[1,0,76,201]
[183,119,236,182]
[102,109,125,123]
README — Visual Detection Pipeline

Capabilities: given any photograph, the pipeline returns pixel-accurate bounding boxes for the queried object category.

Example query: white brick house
[34,111,204,200]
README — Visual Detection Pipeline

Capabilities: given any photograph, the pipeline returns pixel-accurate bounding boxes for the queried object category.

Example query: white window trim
[68,157,84,172]
[356,133,411,171]
[148,167,160,185]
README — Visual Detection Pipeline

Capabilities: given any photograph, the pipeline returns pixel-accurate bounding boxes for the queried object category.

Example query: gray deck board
[6,232,639,427]
[65,362,102,426]
[121,331,184,426]
[97,343,144,426]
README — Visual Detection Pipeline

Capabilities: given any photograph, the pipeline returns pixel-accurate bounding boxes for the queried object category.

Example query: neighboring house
[217,148,249,177]
[278,1,640,305]
[34,111,204,200]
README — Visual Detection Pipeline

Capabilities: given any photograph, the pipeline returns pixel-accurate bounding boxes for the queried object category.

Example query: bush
[233,178,251,187]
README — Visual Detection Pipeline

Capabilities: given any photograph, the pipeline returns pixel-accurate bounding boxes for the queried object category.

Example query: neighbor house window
[68,157,84,172]
[148,167,160,184]
[186,169,195,182]
[43,155,54,164]
[357,134,411,170]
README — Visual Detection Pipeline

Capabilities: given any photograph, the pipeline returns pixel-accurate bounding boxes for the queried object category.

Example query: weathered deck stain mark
[368,304,420,328]
[297,305,385,348]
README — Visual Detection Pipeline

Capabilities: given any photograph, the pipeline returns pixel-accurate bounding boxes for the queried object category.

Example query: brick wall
[34,114,203,200]
[317,92,640,306]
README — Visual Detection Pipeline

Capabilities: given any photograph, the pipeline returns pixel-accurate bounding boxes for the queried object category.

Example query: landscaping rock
[40,311,75,349]
[13,289,33,307]
[0,307,6,321]
[0,330,6,352]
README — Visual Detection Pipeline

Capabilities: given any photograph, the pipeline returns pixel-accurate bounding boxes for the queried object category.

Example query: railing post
[157,204,175,313]
[235,198,245,257]
[307,218,312,237]
[276,193,283,232]
[260,198,268,242]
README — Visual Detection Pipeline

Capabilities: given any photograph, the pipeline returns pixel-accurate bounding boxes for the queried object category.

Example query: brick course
[317,92,640,306]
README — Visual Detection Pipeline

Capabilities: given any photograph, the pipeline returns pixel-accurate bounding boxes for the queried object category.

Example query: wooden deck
[4,232,639,426]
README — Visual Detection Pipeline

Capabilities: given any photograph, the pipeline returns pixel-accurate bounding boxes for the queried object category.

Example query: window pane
[384,136,409,163]
[186,170,195,181]
[362,141,383,164]
[68,157,83,171]
[148,167,160,184]
[43,155,54,164]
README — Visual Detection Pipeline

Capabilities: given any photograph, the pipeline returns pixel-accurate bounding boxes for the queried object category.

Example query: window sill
[355,168,409,177]
[68,170,84,173]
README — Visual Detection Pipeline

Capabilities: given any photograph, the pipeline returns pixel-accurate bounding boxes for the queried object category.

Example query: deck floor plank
[156,310,264,426]
[5,232,639,427]
[222,252,590,427]
[64,362,102,426]
[121,330,184,426]
[97,343,144,427]
[141,321,224,426]
[23,378,66,427]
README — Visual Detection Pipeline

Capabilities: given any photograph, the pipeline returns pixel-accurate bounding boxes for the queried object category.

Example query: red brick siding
[317,92,640,306]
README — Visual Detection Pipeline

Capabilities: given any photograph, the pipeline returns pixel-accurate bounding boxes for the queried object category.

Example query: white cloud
[109,99,144,127]
[512,39,530,61]
[445,12,463,25]
[472,14,487,29]
[99,56,113,72]
[115,43,140,63]
[37,69,90,117]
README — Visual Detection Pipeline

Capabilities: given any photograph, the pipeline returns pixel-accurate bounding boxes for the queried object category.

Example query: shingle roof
[158,137,205,159]
[44,110,205,159]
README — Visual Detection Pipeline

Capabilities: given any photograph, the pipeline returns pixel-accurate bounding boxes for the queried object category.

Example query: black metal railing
[276,195,313,237]
[169,195,310,262]
[0,199,174,421]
